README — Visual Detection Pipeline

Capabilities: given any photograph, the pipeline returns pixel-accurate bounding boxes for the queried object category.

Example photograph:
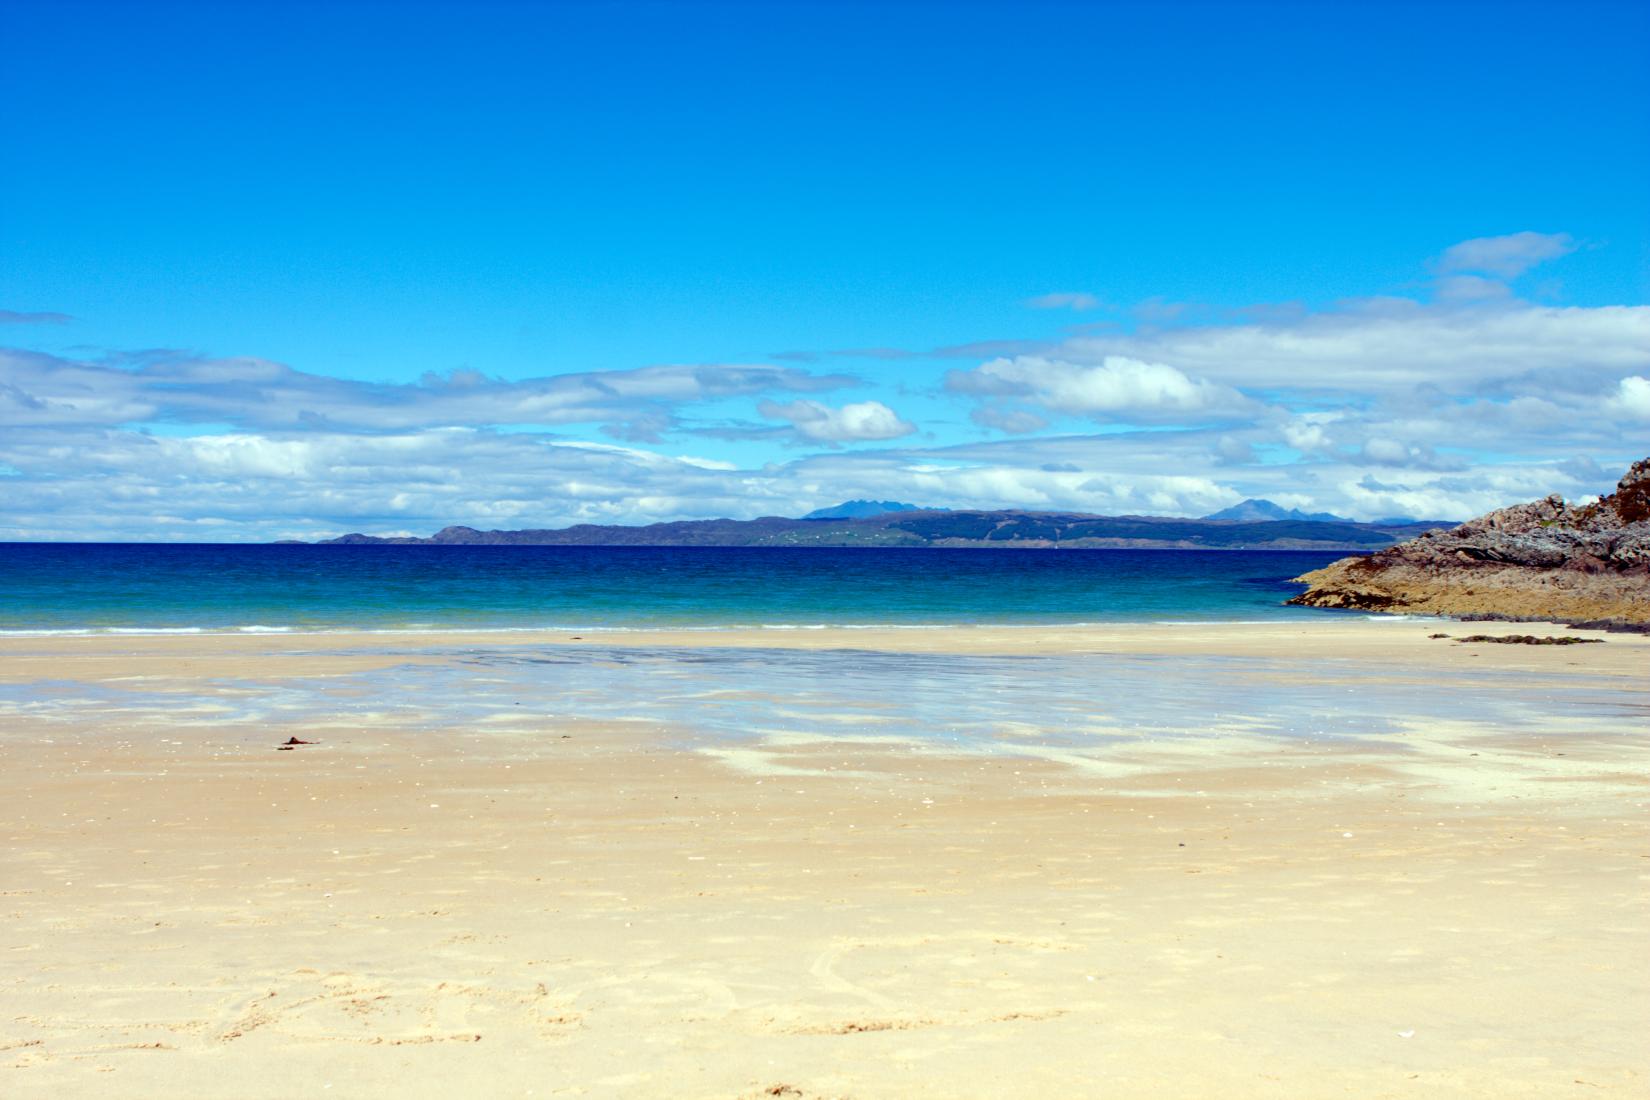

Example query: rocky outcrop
[1289,459,1650,624]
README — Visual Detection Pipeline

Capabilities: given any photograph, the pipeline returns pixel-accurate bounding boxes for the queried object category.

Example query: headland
[1291,458,1650,625]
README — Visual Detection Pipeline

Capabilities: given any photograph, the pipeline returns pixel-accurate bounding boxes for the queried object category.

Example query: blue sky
[3,0,1648,539]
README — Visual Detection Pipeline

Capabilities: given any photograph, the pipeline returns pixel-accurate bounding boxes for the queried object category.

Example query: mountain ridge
[1203,498,1351,523]
[1201,498,1449,525]
[311,509,1450,551]
[801,500,930,520]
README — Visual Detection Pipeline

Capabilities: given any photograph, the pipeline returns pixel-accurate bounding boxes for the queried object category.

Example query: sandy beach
[2,620,1647,1097]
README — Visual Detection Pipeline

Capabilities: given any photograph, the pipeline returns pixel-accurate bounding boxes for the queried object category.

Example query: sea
[6,543,1634,766]
[0,543,1363,634]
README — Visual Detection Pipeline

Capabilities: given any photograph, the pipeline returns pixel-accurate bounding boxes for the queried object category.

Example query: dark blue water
[0,544,1358,633]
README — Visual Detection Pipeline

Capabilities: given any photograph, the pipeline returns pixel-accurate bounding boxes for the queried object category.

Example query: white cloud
[786,447,1241,516]
[1360,437,1425,466]
[1613,376,1650,420]
[1279,412,1338,455]
[1056,302,1650,393]
[1330,462,1594,523]
[3,233,1644,539]
[756,399,915,443]
[0,349,859,434]
[0,409,1636,540]
[1434,231,1576,279]
[0,425,804,541]
[949,355,1255,423]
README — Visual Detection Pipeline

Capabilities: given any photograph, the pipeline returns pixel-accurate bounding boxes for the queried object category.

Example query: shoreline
[0,614,1381,641]
[3,616,1647,681]
[3,612,1645,647]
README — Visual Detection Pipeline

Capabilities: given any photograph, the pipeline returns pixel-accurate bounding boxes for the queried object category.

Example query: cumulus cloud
[1278,412,1339,456]
[1434,231,1576,279]
[756,399,916,444]
[1025,292,1102,311]
[948,355,1256,423]
[1613,376,1650,420]
[1358,437,1447,468]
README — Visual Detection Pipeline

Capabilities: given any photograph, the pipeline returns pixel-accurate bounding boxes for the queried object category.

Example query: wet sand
[2,621,1647,1097]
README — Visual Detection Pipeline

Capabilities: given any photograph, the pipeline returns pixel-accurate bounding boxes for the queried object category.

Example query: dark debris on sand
[1455,634,1604,646]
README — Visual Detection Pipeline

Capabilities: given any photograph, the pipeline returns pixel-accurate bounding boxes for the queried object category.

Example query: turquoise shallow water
[0,544,1360,632]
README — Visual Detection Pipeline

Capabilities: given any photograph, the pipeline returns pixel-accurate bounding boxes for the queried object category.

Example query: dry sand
[2,621,1647,1097]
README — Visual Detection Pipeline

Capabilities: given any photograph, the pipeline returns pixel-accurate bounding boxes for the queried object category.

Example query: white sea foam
[106,627,204,634]
[0,616,1365,638]
[0,628,95,637]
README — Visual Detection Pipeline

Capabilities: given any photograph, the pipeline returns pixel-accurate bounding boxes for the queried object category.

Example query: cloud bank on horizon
[2,231,1647,541]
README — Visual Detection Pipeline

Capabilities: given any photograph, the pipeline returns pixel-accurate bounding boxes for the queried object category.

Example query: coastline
[3,616,1648,677]
[1289,457,1650,626]
[3,620,1646,1097]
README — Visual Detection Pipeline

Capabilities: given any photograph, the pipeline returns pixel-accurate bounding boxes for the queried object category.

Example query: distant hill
[314,509,1453,551]
[1203,498,1351,523]
[802,500,929,520]
[1204,498,1453,527]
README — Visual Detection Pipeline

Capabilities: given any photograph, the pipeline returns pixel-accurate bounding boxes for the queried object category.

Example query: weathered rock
[1289,459,1650,624]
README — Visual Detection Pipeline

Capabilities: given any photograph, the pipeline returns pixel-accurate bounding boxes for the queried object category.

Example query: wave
[104,627,205,635]
[0,615,1364,638]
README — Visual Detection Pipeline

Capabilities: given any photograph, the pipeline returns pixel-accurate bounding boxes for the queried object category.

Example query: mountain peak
[1202,498,1350,523]
[801,500,930,520]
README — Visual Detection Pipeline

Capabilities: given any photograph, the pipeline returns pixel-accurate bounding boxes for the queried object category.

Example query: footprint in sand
[760,934,1085,1035]
[808,941,898,1010]
[215,971,573,1045]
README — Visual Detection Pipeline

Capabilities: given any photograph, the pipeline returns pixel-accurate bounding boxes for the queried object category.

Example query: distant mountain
[313,509,1453,551]
[802,500,929,520]
[1203,499,1351,523]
